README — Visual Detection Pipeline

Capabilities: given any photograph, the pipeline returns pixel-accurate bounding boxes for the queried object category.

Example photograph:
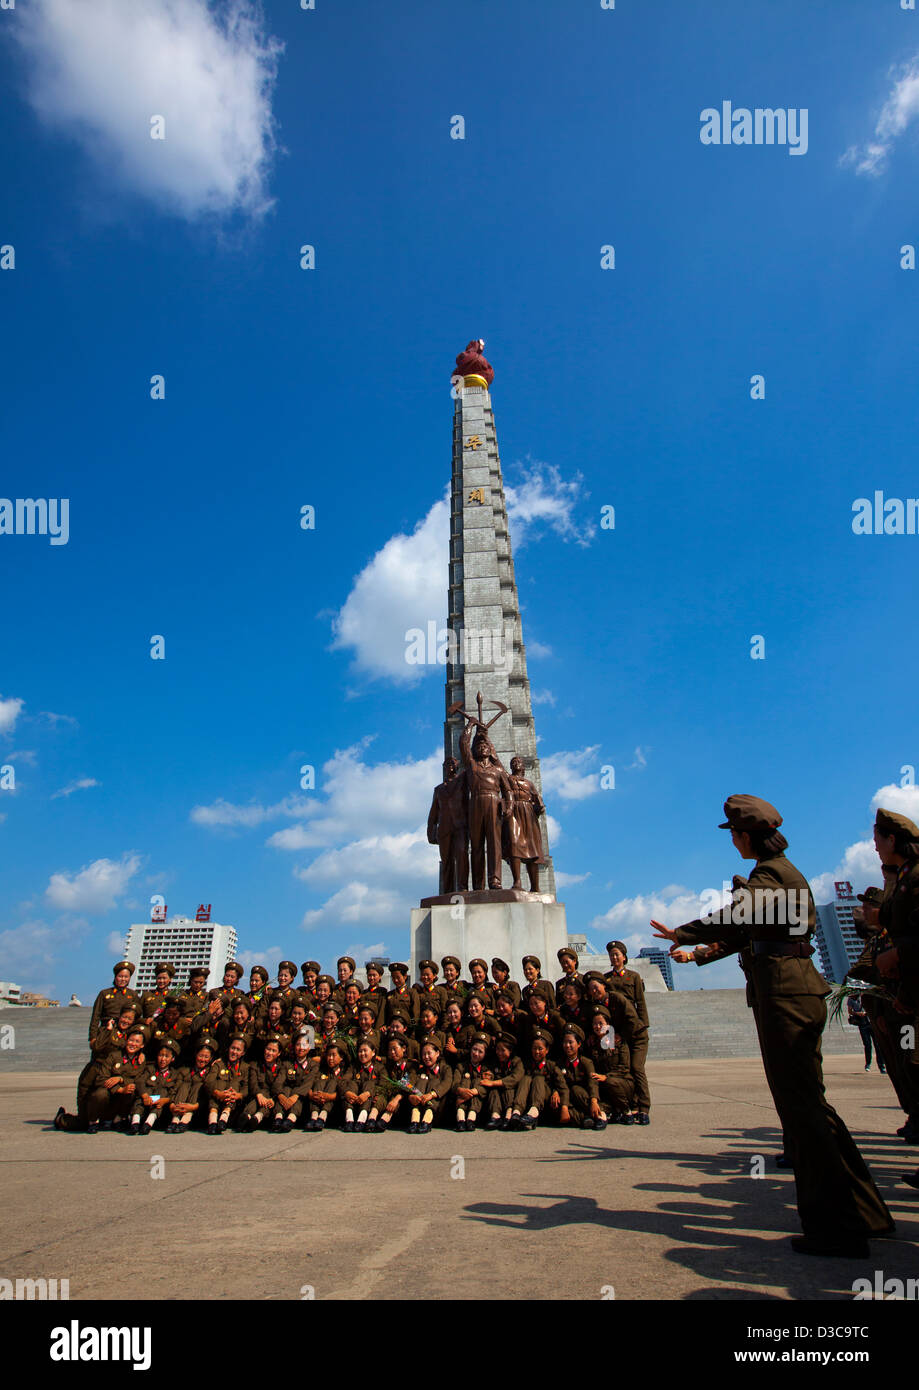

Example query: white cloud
[0,915,88,986]
[841,55,919,176]
[45,852,141,913]
[267,744,442,851]
[527,640,552,659]
[808,783,919,903]
[190,794,312,829]
[0,696,24,735]
[870,782,919,820]
[106,930,126,955]
[555,870,590,887]
[330,497,449,684]
[540,746,601,802]
[341,941,387,967]
[237,946,282,975]
[301,882,407,932]
[16,0,282,220]
[294,829,437,887]
[628,746,648,770]
[505,461,594,548]
[591,885,745,990]
[51,777,100,800]
[531,689,556,707]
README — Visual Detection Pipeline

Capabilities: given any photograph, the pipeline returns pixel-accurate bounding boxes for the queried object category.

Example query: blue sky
[2,0,919,1000]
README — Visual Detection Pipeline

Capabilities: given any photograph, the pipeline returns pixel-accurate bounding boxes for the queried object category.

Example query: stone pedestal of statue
[410,893,568,980]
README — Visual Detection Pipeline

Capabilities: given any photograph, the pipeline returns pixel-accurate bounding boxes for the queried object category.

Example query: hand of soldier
[650,920,678,943]
[141,1094,153,1107]
[104,1076,121,1090]
[590,1101,601,1119]
[386,1099,400,1114]
[122,1083,135,1095]
[549,1091,561,1109]
[671,950,694,964]
[559,1105,571,1124]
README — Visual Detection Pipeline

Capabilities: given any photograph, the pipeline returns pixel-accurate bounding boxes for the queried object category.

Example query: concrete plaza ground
[2,1053,917,1301]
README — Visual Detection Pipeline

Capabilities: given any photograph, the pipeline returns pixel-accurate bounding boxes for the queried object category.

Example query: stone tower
[443,356,556,898]
[409,342,567,977]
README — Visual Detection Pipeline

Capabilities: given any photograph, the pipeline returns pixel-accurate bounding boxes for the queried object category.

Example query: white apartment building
[122,911,239,994]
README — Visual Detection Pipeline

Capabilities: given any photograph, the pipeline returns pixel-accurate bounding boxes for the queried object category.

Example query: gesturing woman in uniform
[652,794,892,1258]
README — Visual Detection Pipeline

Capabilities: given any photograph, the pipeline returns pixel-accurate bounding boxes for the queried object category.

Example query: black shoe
[53,1106,66,1131]
[207,1122,219,1135]
[354,1121,366,1133]
[283,1118,294,1132]
[485,1116,500,1130]
[594,1118,608,1131]
[455,1121,466,1132]
[86,1121,100,1135]
[409,1122,419,1134]
[623,1113,635,1126]
[499,1117,511,1131]
[127,1124,141,1136]
[217,1120,227,1134]
[418,1122,430,1134]
[637,1112,650,1126]
[343,1121,355,1133]
[165,1122,179,1134]
[791,1235,869,1259]
[314,1118,325,1132]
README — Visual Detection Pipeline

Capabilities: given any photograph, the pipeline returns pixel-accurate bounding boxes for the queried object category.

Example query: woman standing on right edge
[651,794,893,1259]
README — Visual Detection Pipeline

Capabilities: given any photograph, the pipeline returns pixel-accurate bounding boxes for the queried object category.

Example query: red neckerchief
[155,1068,171,1081]
[297,1058,311,1072]
[266,1062,279,1077]
[536,1061,546,1072]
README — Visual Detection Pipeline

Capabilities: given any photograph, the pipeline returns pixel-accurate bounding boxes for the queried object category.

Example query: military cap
[250,966,269,983]
[421,1035,443,1053]
[468,958,488,973]
[366,959,385,974]
[317,974,336,989]
[496,989,517,1004]
[418,959,439,975]
[322,1001,343,1017]
[389,962,409,976]
[491,957,510,973]
[718,794,783,833]
[557,947,578,964]
[125,1024,147,1039]
[188,966,208,980]
[419,1000,439,1016]
[441,955,462,972]
[530,1028,554,1046]
[301,961,320,975]
[388,1007,412,1025]
[857,886,885,906]
[195,1035,217,1054]
[591,1005,612,1022]
[584,970,607,985]
[874,808,919,840]
[337,956,356,971]
[471,1031,491,1047]
[157,1037,182,1058]
[522,955,541,970]
[357,1000,377,1015]
[387,1034,408,1050]
[605,940,628,959]
[278,960,297,976]
[153,962,176,977]
[223,961,244,980]
[113,960,136,976]
[293,1025,314,1041]
[497,1032,517,1049]
[162,994,181,1008]
[227,1031,249,1045]
[562,1023,585,1043]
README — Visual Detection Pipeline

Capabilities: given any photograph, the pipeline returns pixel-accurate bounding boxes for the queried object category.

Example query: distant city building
[638,947,674,991]
[814,881,864,985]
[122,909,239,994]
[19,992,59,1007]
[0,981,22,1003]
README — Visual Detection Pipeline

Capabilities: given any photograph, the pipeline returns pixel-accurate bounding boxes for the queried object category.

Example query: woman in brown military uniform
[653,793,893,1258]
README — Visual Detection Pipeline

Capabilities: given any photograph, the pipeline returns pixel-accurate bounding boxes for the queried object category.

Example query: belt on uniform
[750,941,813,957]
